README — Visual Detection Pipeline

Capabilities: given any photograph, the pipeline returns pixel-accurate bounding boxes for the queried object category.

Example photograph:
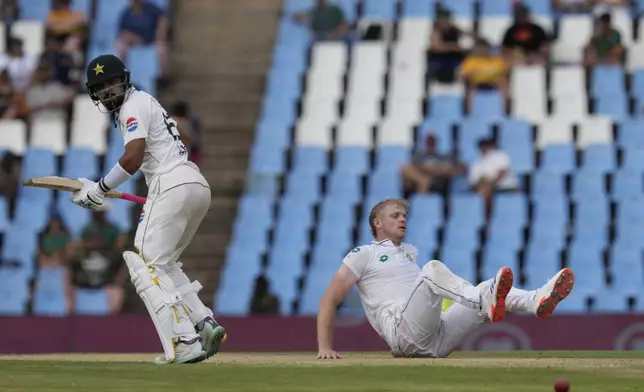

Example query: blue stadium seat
[254,118,292,152]
[580,144,615,173]
[13,198,50,233]
[482,245,517,279]
[575,199,609,227]
[366,170,402,199]
[405,225,438,255]
[277,196,314,229]
[523,244,561,288]
[571,171,606,201]
[75,289,109,315]
[418,118,453,154]
[327,171,362,203]
[617,197,644,223]
[409,193,442,223]
[72,0,92,14]
[56,196,91,239]
[266,69,301,102]
[443,221,478,251]
[567,244,605,292]
[618,119,644,148]
[335,146,369,174]
[363,0,397,20]
[0,196,9,233]
[284,171,321,202]
[216,251,261,315]
[402,0,437,17]
[487,221,523,251]
[1,226,38,269]
[260,94,296,124]
[595,95,628,120]
[555,291,588,312]
[621,148,644,171]
[480,0,513,16]
[572,221,608,250]
[0,267,30,315]
[449,194,484,227]
[611,246,644,294]
[316,220,352,252]
[592,289,629,313]
[440,0,475,19]
[272,44,308,73]
[21,148,58,185]
[590,65,626,98]
[491,193,527,229]
[531,170,565,198]
[440,247,476,283]
[320,196,355,226]
[533,196,568,222]
[32,267,68,316]
[499,119,534,174]
[531,218,567,250]
[283,0,315,13]
[612,170,643,202]
[470,91,504,121]
[540,145,575,174]
[128,46,159,95]
[428,96,463,123]
[273,220,310,254]
[631,69,644,100]
[18,0,49,20]
[519,0,552,15]
[249,145,285,175]
[375,146,409,173]
[457,119,493,164]
[292,146,328,174]
[94,0,129,48]
[63,148,99,180]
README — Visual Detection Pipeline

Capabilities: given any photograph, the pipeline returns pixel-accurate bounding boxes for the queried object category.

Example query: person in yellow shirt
[45,0,87,58]
[458,39,509,115]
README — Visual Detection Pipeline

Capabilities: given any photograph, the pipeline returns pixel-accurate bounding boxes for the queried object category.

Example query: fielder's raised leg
[70,54,226,364]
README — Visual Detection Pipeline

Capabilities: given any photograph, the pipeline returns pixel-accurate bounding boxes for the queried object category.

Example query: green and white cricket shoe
[196,317,227,359]
[154,337,207,365]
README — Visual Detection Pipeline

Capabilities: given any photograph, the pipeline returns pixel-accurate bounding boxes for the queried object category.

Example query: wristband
[98,162,132,192]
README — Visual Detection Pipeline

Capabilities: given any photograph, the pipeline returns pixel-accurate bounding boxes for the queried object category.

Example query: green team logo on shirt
[379,255,389,262]
[351,247,360,253]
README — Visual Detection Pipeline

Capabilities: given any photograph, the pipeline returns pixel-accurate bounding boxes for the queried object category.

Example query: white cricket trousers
[392,260,533,358]
[134,164,211,267]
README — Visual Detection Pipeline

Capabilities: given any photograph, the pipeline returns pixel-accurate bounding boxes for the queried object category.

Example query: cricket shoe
[531,268,575,319]
[154,336,207,365]
[480,267,514,323]
[196,317,227,359]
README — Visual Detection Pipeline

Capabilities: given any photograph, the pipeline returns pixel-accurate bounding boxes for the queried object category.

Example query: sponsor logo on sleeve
[126,117,138,133]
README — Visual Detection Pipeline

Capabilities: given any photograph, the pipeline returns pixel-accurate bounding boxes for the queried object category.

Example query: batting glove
[69,178,105,211]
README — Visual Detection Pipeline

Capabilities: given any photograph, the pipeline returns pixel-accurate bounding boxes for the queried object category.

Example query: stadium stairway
[163,0,281,308]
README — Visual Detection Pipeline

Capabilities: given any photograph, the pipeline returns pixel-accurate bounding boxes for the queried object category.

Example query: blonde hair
[368,199,409,237]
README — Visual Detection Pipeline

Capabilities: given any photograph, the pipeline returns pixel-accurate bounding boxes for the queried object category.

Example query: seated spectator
[40,35,76,87]
[38,216,71,269]
[170,101,201,166]
[469,138,519,219]
[45,0,87,65]
[116,0,169,75]
[400,134,466,195]
[0,70,18,119]
[458,39,509,114]
[0,0,17,25]
[291,0,351,43]
[22,61,74,123]
[0,37,38,92]
[428,6,469,83]
[68,211,128,314]
[250,275,280,315]
[584,13,624,67]
[501,4,550,66]
[0,151,20,203]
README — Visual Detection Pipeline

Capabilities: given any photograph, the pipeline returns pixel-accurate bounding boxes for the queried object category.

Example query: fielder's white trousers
[391,261,533,358]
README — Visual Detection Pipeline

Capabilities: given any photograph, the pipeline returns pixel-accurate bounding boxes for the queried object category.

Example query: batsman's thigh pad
[123,251,198,363]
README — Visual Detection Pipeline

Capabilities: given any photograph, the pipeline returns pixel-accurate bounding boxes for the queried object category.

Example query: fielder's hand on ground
[317,349,342,360]
[69,178,105,210]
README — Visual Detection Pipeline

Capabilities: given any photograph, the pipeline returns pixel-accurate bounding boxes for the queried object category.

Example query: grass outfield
[0,351,643,391]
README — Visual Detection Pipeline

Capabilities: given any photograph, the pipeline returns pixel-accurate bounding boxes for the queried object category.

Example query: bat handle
[120,193,147,205]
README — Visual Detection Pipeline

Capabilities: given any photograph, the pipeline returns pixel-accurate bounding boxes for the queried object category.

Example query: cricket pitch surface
[1,351,643,391]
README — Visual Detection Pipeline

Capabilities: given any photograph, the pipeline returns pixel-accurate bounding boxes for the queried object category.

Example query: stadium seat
[540,145,575,174]
[590,66,626,99]
[571,171,606,201]
[440,247,476,283]
[12,21,44,56]
[363,0,397,20]
[75,289,109,315]
[30,117,66,154]
[612,170,643,202]
[401,2,435,19]
[536,118,573,148]
[567,245,605,292]
[0,120,27,154]
[32,267,68,316]
[482,245,518,279]
[524,244,561,288]
[552,15,593,63]
[580,145,615,173]
[327,171,362,204]
[292,146,328,175]
[478,16,513,46]
[618,119,644,148]
[63,148,99,180]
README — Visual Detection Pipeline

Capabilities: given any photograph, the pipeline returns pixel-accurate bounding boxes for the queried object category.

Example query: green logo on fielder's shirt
[379,255,388,262]
[351,247,360,253]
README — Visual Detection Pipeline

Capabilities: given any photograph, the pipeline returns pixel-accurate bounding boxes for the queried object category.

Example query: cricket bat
[23,176,147,205]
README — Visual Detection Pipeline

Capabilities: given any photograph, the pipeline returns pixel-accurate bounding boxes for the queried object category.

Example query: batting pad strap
[176,280,203,297]
[99,162,132,192]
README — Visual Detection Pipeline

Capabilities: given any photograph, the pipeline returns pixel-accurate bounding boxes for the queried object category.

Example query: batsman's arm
[317,264,357,357]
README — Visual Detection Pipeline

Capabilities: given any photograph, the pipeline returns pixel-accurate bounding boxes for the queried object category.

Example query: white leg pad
[123,251,198,363]
[165,262,214,324]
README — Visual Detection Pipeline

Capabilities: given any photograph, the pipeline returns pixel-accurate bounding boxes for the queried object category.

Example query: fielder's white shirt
[116,88,196,188]
[468,149,518,189]
[342,239,420,346]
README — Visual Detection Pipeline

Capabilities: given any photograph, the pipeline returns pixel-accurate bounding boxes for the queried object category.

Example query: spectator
[40,35,76,87]
[45,0,86,65]
[0,69,18,119]
[400,134,466,195]
[170,101,201,166]
[458,38,509,114]
[501,4,550,65]
[22,61,75,123]
[0,0,17,25]
[249,275,280,315]
[0,37,38,92]
[584,13,624,67]
[428,6,469,83]
[291,0,351,43]
[68,211,128,314]
[116,0,169,75]
[469,138,519,219]
[555,0,633,14]
[0,151,20,202]
[38,216,71,269]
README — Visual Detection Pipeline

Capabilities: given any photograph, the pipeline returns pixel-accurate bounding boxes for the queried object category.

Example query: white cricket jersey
[342,239,421,346]
[116,88,198,188]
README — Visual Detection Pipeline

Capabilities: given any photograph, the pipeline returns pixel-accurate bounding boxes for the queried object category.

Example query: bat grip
[120,193,147,205]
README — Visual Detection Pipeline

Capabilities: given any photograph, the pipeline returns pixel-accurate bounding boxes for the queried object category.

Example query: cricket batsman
[69,54,226,364]
[317,199,574,359]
